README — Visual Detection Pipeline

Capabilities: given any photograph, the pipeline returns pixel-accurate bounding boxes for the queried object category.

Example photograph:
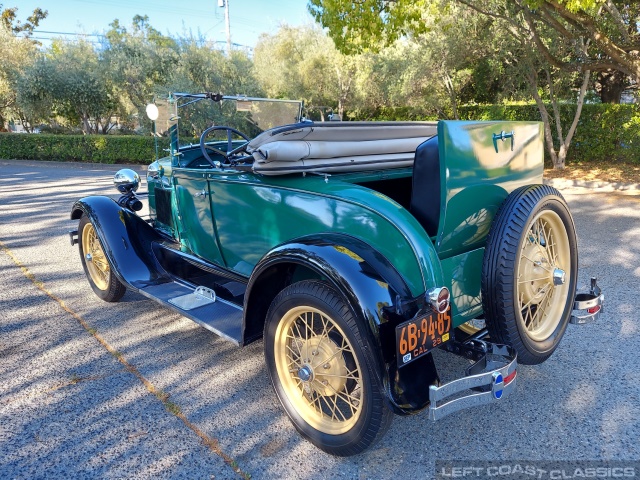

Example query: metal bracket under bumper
[428,344,517,421]
[570,277,604,325]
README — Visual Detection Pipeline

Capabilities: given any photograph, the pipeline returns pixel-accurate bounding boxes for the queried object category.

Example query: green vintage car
[70,93,603,456]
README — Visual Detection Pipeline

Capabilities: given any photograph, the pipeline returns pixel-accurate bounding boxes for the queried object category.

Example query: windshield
[154,93,303,150]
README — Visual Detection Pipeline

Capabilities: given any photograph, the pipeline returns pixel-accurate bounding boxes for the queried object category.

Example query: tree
[1,3,47,37]
[102,15,179,120]
[308,0,611,168]
[17,39,118,134]
[457,1,638,103]
[309,1,640,82]
[0,26,38,130]
[254,25,357,118]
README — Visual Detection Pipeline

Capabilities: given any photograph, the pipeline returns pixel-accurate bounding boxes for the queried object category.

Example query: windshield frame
[161,92,303,160]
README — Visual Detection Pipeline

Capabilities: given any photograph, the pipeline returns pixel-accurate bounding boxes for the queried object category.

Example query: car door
[172,168,225,266]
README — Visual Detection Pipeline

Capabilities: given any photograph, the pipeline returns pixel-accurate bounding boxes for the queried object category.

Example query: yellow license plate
[396,308,452,367]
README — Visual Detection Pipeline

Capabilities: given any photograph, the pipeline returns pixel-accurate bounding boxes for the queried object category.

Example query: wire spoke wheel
[78,215,126,303]
[82,222,110,290]
[274,306,363,435]
[264,280,391,456]
[482,185,577,365]
[516,210,570,342]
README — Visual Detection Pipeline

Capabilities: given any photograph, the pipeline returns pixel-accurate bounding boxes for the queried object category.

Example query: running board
[138,281,243,345]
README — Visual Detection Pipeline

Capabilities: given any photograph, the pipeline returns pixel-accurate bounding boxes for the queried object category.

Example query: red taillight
[588,305,601,315]
[437,287,450,311]
[504,370,517,385]
[428,286,450,313]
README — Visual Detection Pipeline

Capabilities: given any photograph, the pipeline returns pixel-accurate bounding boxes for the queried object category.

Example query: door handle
[493,130,515,153]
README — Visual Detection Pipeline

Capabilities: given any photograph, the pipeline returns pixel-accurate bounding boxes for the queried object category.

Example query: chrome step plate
[168,285,216,311]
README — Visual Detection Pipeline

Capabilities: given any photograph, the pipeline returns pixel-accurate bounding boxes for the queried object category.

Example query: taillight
[427,287,450,313]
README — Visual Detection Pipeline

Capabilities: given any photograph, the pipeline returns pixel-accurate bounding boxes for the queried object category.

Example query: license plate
[396,308,452,367]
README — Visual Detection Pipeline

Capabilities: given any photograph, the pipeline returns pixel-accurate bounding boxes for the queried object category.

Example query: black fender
[245,233,439,415]
[71,196,166,290]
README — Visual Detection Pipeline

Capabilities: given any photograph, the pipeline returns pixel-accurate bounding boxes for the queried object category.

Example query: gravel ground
[0,159,638,479]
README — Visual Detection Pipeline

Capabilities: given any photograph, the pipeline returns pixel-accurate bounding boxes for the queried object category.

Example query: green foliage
[1,3,47,36]
[349,103,640,164]
[308,0,428,54]
[0,133,169,164]
[0,26,38,129]
[253,25,350,115]
[17,39,118,134]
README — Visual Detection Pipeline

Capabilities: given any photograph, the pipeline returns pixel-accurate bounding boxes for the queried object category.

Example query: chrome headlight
[114,169,141,194]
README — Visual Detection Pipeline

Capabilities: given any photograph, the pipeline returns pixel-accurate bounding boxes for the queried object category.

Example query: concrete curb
[543,177,640,193]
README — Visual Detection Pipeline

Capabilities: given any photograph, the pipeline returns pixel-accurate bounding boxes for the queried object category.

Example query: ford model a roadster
[70,93,603,456]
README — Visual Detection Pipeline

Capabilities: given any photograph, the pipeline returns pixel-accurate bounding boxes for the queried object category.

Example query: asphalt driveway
[1,160,638,479]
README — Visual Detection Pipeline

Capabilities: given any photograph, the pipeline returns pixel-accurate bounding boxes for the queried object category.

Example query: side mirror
[114,169,141,194]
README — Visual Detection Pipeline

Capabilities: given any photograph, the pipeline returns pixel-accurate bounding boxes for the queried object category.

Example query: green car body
[147,120,542,327]
[71,94,601,455]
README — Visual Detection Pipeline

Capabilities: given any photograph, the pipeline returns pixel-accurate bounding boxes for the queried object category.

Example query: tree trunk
[443,72,459,120]
[596,70,627,103]
[527,65,591,169]
[81,114,91,135]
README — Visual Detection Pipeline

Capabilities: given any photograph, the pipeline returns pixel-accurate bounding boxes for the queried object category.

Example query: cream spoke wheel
[516,209,570,342]
[482,185,577,365]
[82,222,110,291]
[273,305,363,435]
[78,215,126,303]
[265,281,392,455]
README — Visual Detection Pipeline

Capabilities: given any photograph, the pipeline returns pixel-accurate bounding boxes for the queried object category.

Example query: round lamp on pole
[146,103,159,160]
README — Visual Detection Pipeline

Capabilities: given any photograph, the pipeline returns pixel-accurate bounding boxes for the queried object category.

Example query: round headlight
[114,169,141,194]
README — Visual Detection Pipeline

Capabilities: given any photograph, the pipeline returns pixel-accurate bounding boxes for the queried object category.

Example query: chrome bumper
[570,277,604,325]
[429,343,517,421]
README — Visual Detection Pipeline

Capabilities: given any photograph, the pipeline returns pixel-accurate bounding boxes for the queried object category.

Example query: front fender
[246,233,439,415]
[71,196,166,290]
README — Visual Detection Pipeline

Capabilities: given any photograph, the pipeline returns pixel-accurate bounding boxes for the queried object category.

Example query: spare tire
[482,185,577,365]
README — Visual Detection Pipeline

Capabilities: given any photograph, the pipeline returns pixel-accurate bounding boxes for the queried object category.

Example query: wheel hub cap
[553,268,566,286]
[297,365,314,383]
[520,244,551,305]
[299,336,348,396]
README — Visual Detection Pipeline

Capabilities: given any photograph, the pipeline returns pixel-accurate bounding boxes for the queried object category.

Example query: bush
[0,133,170,164]
[348,103,640,164]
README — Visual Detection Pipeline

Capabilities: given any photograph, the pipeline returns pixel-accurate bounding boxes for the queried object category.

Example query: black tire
[264,280,392,456]
[78,215,126,302]
[482,185,578,365]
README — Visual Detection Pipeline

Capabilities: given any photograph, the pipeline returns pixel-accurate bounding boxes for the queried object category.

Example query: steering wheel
[199,126,251,167]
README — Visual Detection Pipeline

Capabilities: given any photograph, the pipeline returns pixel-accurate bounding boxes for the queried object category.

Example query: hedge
[348,103,640,164]
[0,133,170,164]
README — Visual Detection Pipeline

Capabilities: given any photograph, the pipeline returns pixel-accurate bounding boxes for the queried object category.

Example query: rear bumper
[429,343,517,421]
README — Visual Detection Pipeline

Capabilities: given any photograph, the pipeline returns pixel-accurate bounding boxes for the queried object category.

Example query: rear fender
[71,196,166,290]
[245,233,439,414]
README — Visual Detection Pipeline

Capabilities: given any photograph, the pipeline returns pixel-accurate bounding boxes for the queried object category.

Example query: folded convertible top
[247,121,438,175]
